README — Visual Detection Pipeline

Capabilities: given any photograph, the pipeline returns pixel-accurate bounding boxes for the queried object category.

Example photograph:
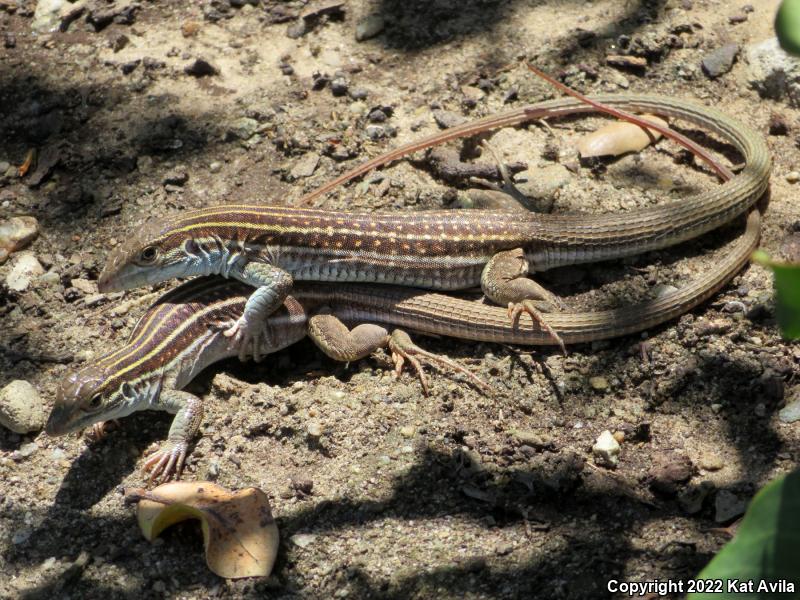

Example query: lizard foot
[387,330,490,396]
[142,440,189,485]
[507,300,567,355]
[220,316,270,362]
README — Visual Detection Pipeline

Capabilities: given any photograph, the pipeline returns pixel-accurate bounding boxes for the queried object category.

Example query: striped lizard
[96,95,770,354]
[49,209,761,482]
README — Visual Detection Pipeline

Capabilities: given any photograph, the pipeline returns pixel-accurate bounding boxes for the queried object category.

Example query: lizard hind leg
[481,248,567,354]
[388,330,490,396]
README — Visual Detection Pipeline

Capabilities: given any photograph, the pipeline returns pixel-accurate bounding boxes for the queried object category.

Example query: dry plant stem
[524,63,734,181]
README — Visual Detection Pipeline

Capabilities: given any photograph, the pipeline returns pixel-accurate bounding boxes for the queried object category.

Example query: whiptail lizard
[49,209,761,482]
[96,95,770,353]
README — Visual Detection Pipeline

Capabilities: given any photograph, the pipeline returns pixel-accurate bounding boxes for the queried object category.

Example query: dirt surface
[1,0,799,598]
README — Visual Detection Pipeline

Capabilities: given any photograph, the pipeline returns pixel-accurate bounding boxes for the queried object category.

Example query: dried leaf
[0,216,39,264]
[133,481,279,579]
[577,114,668,158]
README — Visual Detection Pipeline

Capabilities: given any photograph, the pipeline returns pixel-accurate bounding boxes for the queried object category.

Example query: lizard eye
[139,246,159,263]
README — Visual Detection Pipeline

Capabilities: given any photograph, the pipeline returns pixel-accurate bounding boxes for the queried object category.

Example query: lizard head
[97,215,208,293]
[45,366,127,436]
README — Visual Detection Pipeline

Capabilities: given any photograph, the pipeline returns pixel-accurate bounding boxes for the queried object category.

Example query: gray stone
[746,37,800,106]
[6,252,44,291]
[227,117,259,140]
[779,397,800,423]
[714,489,748,523]
[701,43,739,78]
[355,14,384,42]
[0,380,45,434]
[290,153,320,179]
[31,0,66,32]
[515,165,571,200]
[185,58,219,77]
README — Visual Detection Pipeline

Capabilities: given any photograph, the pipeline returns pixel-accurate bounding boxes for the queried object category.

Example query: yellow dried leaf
[577,114,668,158]
[133,481,279,579]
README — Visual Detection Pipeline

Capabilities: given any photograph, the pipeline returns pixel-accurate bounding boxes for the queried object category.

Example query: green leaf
[689,470,800,599]
[776,0,800,57]
[753,251,800,339]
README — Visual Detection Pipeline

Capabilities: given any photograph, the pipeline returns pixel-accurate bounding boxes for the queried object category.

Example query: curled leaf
[0,216,39,264]
[577,114,668,158]
[132,481,279,579]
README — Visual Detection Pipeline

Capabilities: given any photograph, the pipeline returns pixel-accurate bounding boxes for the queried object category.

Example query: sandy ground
[1,0,798,598]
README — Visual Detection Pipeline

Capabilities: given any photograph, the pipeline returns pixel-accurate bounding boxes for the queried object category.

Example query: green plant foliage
[753,251,800,339]
[776,0,800,56]
[688,470,800,599]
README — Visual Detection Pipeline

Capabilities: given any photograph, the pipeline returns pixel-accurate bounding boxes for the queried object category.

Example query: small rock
[400,425,415,438]
[110,33,129,52]
[588,376,609,392]
[592,430,620,468]
[606,54,647,70]
[746,37,800,105]
[70,278,98,295]
[365,124,385,140]
[714,489,748,523]
[286,20,307,39]
[769,112,789,136]
[290,533,317,548]
[678,481,715,514]
[728,13,747,24]
[31,0,65,32]
[511,429,553,448]
[355,14,384,42]
[227,117,259,141]
[209,161,222,173]
[181,20,201,37]
[306,421,323,437]
[291,478,314,495]
[0,216,39,264]
[184,58,219,77]
[779,396,800,423]
[348,87,368,100]
[697,451,724,471]
[701,43,739,78]
[163,169,188,187]
[290,153,320,179]
[0,380,45,433]
[368,108,388,123]
[514,165,571,201]
[6,252,44,291]
[121,59,140,75]
[4,33,16,48]
[787,171,800,183]
[330,77,348,96]
[432,109,466,129]
[13,441,39,460]
[649,454,693,496]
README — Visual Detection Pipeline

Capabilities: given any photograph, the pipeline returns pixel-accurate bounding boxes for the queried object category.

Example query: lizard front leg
[307,312,488,395]
[225,261,294,360]
[142,390,204,484]
[481,248,567,353]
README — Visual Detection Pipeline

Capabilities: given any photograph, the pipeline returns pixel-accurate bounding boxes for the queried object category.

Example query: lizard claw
[86,420,117,442]
[222,316,270,362]
[388,330,490,396]
[142,441,188,485]
[507,300,566,355]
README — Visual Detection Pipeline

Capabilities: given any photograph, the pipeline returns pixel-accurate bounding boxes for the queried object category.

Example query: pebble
[227,117,258,141]
[588,376,609,392]
[290,533,317,548]
[209,161,222,173]
[348,88,368,101]
[355,14,384,42]
[787,171,800,183]
[779,396,800,423]
[6,252,45,292]
[701,44,739,79]
[697,451,724,471]
[70,278,98,295]
[649,454,693,496]
[306,421,323,437]
[432,109,466,129]
[746,37,800,105]
[400,425,415,438]
[290,153,320,179]
[0,216,39,264]
[714,489,748,523]
[514,165,571,200]
[31,0,65,32]
[0,380,45,434]
[678,481,715,514]
[163,169,188,186]
[330,77,348,96]
[184,58,219,77]
[365,125,385,140]
[13,442,39,460]
[592,430,620,468]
